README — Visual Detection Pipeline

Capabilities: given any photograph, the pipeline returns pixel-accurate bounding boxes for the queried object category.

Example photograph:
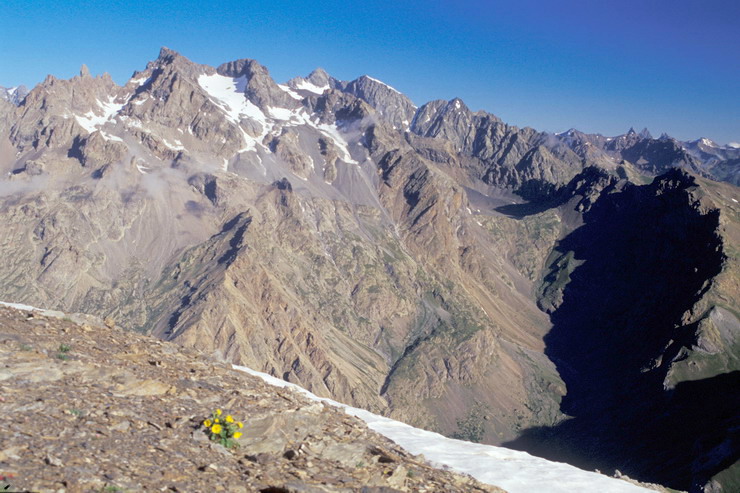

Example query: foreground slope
[0,304,502,492]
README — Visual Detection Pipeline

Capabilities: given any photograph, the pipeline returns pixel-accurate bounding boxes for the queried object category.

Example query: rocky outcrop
[342,75,416,130]
[69,130,127,167]
[218,58,302,111]
[0,304,502,492]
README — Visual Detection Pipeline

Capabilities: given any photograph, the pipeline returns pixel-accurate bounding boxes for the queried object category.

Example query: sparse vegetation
[56,343,72,360]
[451,403,487,443]
[202,409,243,449]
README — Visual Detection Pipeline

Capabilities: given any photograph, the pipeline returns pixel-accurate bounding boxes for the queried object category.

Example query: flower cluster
[203,409,243,448]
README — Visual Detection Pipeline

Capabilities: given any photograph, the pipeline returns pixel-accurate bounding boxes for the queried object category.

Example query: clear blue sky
[1,0,738,144]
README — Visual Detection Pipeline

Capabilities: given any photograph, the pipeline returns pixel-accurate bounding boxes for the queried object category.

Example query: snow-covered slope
[233,365,651,493]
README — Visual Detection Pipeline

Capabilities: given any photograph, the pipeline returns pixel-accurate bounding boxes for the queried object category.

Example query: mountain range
[0,47,737,492]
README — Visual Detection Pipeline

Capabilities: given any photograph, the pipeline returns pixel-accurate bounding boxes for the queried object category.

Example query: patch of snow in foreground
[0,301,66,319]
[233,365,650,493]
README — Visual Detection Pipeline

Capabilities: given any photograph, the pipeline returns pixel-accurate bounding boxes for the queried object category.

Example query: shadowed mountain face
[506,170,738,491]
[0,49,738,491]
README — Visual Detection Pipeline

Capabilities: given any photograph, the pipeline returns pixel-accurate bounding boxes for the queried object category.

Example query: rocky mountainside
[0,303,502,492]
[0,48,737,491]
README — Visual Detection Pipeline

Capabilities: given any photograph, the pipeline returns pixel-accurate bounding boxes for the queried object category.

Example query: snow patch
[317,124,358,164]
[267,106,294,120]
[732,198,738,203]
[74,96,125,133]
[277,84,303,100]
[162,138,185,151]
[198,73,267,125]
[100,131,123,143]
[728,142,740,149]
[130,74,151,87]
[0,301,68,319]
[233,365,650,493]
[294,79,329,95]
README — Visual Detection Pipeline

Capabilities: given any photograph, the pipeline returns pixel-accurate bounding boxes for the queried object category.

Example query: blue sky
[1,0,738,143]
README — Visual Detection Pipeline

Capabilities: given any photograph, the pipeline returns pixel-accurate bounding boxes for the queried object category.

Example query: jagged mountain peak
[341,74,416,129]
[144,46,211,79]
[217,58,301,111]
[156,46,182,64]
[306,67,332,86]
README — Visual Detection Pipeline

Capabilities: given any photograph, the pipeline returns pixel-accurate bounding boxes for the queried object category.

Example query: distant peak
[158,46,180,60]
[447,98,468,111]
[79,64,91,78]
[639,127,652,139]
[627,127,637,135]
[659,132,671,140]
[154,46,190,67]
[307,68,331,86]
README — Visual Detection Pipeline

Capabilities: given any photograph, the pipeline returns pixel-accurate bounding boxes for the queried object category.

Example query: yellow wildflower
[215,409,222,415]
[237,422,243,429]
[203,419,212,427]
[226,415,234,423]
[214,418,220,423]
[211,424,222,434]
[233,432,242,439]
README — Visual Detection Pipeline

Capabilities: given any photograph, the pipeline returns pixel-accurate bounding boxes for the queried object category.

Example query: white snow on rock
[294,79,330,95]
[317,123,359,164]
[129,74,151,87]
[728,142,740,149]
[74,96,125,134]
[365,76,402,95]
[233,365,651,493]
[267,106,295,120]
[0,301,68,319]
[198,73,267,125]
[162,138,185,151]
[277,84,303,100]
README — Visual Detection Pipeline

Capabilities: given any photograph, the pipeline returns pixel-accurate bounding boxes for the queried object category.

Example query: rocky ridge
[0,304,503,492]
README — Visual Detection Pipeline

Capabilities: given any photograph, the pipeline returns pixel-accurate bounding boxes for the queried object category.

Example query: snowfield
[233,365,651,493]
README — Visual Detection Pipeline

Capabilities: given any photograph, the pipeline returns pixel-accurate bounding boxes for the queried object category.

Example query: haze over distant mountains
[0,48,737,492]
